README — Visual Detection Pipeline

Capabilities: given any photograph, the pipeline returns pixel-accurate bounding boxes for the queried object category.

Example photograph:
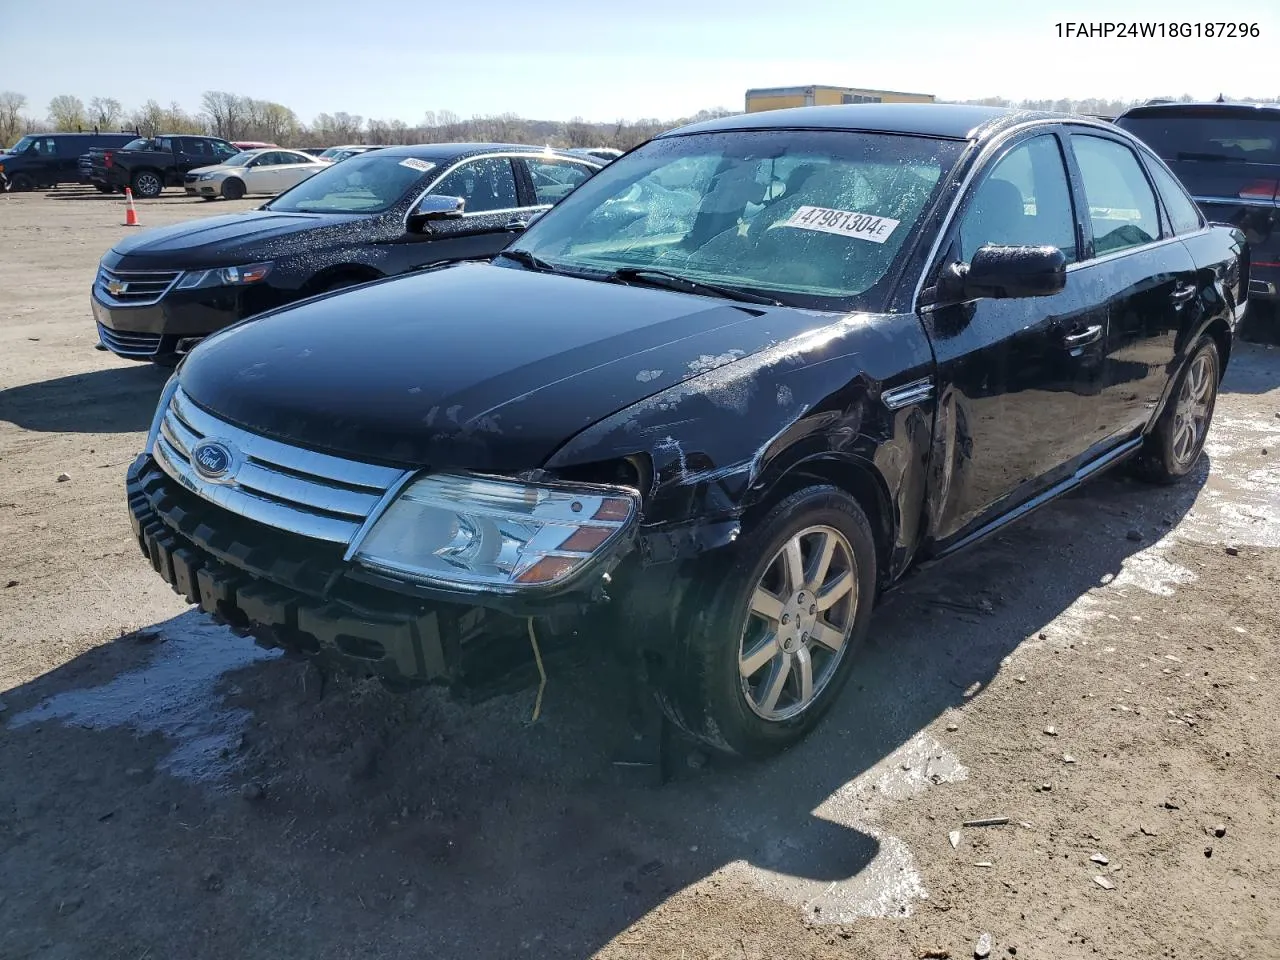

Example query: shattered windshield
[507,129,964,310]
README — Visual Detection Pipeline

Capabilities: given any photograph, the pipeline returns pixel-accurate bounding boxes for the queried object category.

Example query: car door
[1066,129,1195,445]
[516,156,598,219]
[31,136,58,184]
[178,137,211,180]
[241,152,281,194]
[406,156,525,265]
[275,152,321,192]
[920,129,1107,546]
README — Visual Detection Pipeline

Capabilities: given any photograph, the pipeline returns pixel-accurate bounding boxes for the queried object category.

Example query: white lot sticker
[783,205,900,243]
[399,157,436,173]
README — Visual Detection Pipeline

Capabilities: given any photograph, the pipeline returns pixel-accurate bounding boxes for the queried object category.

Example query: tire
[221,178,245,201]
[1134,336,1219,484]
[131,170,164,198]
[660,484,878,758]
[200,196,217,202]
[7,173,35,192]
[150,353,181,368]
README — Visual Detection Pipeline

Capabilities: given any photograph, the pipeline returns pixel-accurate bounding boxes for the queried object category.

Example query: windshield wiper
[496,249,561,273]
[605,267,782,306]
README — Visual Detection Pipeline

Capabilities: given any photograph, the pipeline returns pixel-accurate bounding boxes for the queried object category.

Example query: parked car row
[92,144,603,362]
[117,103,1249,758]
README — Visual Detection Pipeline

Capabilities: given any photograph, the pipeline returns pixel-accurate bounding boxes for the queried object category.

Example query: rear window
[1117,114,1280,164]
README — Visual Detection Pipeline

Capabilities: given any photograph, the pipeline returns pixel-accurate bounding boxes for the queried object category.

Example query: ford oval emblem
[191,440,236,482]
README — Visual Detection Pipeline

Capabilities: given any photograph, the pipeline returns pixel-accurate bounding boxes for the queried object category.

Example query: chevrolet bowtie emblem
[106,280,128,296]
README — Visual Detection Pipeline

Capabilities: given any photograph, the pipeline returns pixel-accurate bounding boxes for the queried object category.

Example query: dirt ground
[1,185,1279,960]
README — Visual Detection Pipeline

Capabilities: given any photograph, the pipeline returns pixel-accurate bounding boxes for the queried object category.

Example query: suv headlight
[351,473,638,592]
[176,262,274,290]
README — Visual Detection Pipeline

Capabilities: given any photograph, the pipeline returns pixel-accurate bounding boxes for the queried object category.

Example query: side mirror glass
[408,195,465,232]
[945,244,1068,301]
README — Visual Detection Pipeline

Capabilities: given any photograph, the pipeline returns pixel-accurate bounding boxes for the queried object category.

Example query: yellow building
[745,85,936,113]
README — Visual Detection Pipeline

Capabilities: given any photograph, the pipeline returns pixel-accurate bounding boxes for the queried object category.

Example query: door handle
[1062,324,1103,348]
[1171,283,1197,304]
[502,219,529,231]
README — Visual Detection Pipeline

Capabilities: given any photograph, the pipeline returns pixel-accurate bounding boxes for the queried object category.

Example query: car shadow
[0,454,1210,958]
[42,186,230,206]
[0,364,170,434]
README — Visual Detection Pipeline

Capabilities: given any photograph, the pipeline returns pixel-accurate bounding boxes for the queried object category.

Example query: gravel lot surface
[2,185,1278,960]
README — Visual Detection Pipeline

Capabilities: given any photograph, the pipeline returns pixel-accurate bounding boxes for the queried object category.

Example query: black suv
[1,132,137,191]
[1116,102,1279,314]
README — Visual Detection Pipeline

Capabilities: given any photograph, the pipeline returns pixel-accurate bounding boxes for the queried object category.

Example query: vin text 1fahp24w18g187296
[126,104,1248,758]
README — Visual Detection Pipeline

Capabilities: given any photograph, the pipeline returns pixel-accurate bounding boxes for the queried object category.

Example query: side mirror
[408,195,465,232]
[943,244,1068,301]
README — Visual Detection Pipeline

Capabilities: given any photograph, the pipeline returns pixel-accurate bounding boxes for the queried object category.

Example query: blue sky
[2,0,1276,123]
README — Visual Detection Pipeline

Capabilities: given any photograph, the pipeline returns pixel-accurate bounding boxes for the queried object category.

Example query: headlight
[176,261,274,290]
[351,473,638,592]
[197,172,218,181]
[144,375,181,456]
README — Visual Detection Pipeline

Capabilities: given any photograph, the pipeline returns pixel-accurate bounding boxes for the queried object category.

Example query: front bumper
[126,455,611,686]
[91,285,286,358]
[184,177,222,197]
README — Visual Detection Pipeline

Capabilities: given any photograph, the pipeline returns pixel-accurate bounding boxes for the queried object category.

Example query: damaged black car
[127,104,1248,757]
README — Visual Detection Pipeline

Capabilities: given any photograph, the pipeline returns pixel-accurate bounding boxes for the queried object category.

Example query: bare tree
[47,94,87,131]
[563,116,595,147]
[201,91,244,139]
[89,97,123,130]
[0,91,27,146]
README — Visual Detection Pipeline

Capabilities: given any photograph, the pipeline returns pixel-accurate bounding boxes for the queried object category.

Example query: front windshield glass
[224,151,259,167]
[266,153,434,214]
[509,129,964,310]
[10,135,36,153]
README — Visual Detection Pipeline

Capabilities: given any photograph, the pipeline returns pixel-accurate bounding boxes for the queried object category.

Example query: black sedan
[91,144,602,364]
[128,104,1247,757]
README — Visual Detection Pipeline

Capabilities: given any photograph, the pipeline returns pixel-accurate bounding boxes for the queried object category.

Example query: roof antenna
[1216,93,1226,103]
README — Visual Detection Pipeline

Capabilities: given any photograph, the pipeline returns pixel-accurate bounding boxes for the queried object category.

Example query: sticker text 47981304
[782,206,900,244]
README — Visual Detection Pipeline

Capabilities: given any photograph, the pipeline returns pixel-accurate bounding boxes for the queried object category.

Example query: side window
[155,138,173,153]
[958,135,1078,263]
[526,159,593,205]
[181,138,207,157]
[430,157,518,214]
[212,141,237,160]
[33,137,56,155]
[1070,135,1162,255]
[1146,159,1204,235]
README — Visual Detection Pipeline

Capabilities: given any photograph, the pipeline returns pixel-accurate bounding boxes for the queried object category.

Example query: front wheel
[7,173,35,192]
[131,170,164,198]
[1134,336,1219,484]
[661,485,878,757]
[221,178,245,201]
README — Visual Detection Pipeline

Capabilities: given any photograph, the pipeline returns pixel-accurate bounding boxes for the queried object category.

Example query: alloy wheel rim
[738,524,858,722]
[138,174,159,194]
[1172,354,1214,467]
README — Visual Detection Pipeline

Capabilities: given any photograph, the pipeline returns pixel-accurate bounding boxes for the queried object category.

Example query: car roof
[368,142,603,164]
[662,103,1069,142]
[1117,102,1280,120]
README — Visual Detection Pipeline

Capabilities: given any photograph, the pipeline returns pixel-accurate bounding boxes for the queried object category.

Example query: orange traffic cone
[123,188,139,227]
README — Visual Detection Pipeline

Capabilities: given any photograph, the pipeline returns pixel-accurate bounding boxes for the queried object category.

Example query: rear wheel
[221,178,245,201]
[131,170,164,198]
[7,173,35,192]
[660,485,877,757]
[1134,337,1219,484]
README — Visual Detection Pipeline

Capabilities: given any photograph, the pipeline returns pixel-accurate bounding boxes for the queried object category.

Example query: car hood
[106,210,375,268]
[188,163,244,177]
[177,262,831,470]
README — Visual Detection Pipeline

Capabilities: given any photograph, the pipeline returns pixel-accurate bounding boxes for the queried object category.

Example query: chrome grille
[97,322,162,357]
[152,387,410,544]
[95,266,183,306]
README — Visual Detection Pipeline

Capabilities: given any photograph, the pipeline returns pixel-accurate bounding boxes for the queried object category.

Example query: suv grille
[152,388,410,545]
[97,322,162,357]
[95,267,183,306]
